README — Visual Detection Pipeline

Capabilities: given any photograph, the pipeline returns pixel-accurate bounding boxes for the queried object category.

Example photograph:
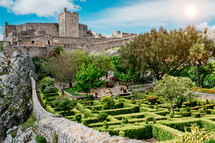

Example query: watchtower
[58,8,79,37]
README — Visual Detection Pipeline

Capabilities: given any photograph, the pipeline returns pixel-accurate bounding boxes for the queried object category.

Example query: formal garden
[34,26,215,143]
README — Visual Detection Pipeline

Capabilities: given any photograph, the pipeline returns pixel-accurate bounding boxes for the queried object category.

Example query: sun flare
[186,6,197,17]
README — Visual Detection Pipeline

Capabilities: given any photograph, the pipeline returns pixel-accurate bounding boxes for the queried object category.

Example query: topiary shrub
[97,112,108,121]
[146,96,159,105]
[122,117,128,124]
[145,116,154,124]
[191,112,201,118]
[36,135,46,143]
[169,111,174,118]
[101,96,115,110]
[119,131,125,137]
[74,114,82,123]
[103,121,109,129]
[180,111,191,117]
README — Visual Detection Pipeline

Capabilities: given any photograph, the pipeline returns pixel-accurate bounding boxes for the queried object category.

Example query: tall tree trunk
[170,99,174,114]
[166,99,170,112]
[196,64,200,87]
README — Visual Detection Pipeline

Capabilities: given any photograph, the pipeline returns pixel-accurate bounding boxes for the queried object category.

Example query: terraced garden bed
[39,88,215,142]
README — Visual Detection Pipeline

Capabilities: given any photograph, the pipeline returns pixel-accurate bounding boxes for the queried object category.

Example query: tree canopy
[74,64,105,95]
[119,26,215,80]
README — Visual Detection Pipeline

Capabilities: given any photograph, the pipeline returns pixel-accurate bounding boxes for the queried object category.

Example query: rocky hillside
[0,50,37,142]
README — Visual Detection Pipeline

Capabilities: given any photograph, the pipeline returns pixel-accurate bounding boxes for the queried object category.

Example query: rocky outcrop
[4,125,37,143]
[0,50,37,142]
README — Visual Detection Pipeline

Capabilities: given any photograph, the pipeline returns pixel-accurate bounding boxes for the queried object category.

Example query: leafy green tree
[154,75,195,113]
[67,49,90,88]
[46,52,73,95]
[111,56,139,82]
[189,44,211,87]
[90,52,113,77]
[119,26,214,80]
[74,64,105,95]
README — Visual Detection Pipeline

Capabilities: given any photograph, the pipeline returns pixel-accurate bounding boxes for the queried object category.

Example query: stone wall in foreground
[31,78,144,143]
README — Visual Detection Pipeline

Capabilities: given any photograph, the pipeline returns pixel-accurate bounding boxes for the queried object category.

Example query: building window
[31,41,35,44]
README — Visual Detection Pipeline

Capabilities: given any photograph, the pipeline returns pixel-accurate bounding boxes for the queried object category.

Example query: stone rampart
[30,77,144,143]
[85,37,134,51]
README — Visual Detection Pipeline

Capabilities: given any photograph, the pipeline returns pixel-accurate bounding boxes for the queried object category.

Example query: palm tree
[189,44,210,87]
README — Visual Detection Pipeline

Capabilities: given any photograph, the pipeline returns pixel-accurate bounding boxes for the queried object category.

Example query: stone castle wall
[85,37,134,51]
[4,36,132,58]
[30,78,143,143]
[4,23,59,39]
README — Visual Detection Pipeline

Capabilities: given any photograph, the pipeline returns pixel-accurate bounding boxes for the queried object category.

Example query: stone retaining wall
[30,77,144,143]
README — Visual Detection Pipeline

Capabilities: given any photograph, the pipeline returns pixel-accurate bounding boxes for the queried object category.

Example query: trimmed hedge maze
[40,92,215,142]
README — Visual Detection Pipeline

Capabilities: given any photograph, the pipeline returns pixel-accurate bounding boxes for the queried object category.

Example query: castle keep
[3,8,137,57]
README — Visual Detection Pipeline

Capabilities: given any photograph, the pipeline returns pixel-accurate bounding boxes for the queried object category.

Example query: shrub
[152,124,181,141]
[101,96,115,110]
[109,125,152,139]
[40,77,56,94]
[46,105,55,114]
[169,112,174,118]
[53,97,76,111]
[161,120,201,132]
[74,114,82,122]
[176,124,215,143]
[211,110,215,115]
[180,111,191,117]
[115,102,124,108]
[122,117,128,124]
[103,121,109,129]
[101,106,139,116]
[191,112,201,118]
[153,118,157,124]
[186,107,191,112]
[119,131,125,137]
[97,112,108,121]
[76,103,93,117]
[199,108,205,113]
[146,96,159,105]
[205,138,215,143]
[36,135,46,143]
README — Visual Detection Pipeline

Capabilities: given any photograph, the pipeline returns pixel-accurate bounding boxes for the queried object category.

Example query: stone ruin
[3,8,137,58]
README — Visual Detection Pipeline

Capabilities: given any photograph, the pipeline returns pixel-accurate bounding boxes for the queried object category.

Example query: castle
[3,8,137,57]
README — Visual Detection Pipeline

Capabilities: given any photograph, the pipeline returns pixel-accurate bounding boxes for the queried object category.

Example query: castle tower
[58,8,79,37]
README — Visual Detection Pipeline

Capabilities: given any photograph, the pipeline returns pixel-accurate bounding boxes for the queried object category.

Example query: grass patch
[21,114,37,131]
[64,88,87,96]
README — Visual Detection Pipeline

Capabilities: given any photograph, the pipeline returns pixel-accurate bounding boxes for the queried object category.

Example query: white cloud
[86,0,215,28]
[197,22,215,31]
[0,0,84,17]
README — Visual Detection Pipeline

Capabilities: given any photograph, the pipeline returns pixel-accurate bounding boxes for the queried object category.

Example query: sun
[186,6,197,17]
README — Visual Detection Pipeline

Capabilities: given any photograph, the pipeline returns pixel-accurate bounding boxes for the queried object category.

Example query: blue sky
[1,0,215,40]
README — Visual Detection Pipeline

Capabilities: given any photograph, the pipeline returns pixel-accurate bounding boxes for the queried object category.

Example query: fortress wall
[4,45,50,58]
[6,23,59,38]
[85,37,134,51]
[30,77,143,143]
[52,37,120,47]
[79,24,88,37]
